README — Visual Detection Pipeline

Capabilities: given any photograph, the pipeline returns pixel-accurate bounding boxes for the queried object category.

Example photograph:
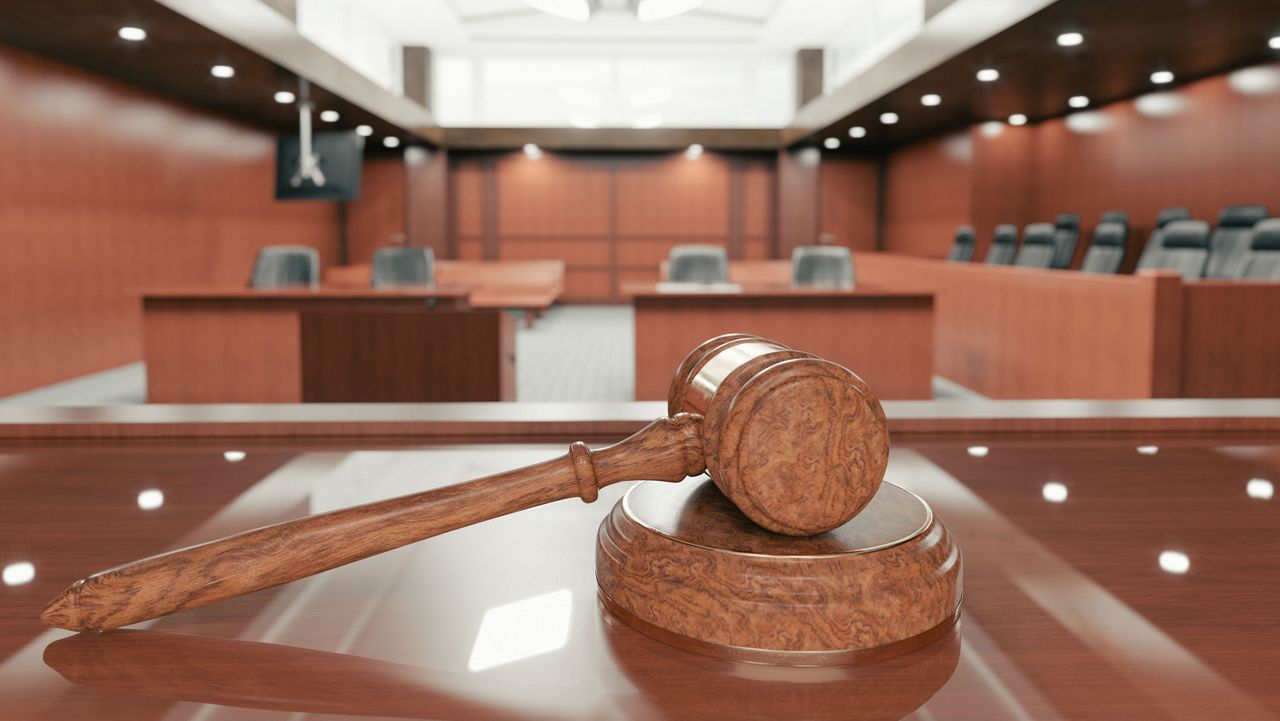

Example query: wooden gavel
[42,334,889,632]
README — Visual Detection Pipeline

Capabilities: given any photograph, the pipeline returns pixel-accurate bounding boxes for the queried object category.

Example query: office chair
[791,246,855,289]
[1014,223,1057,268]
[1050,213,1080,269]
[1135,207,1192,271]
[249,245,320,288]
[1240,219,1280,280]
[667,245,730,283]
[984,224,1019,265]
[947,226,976,262]
[372,246,436,288]
[1079,221,1129,274]
[1205,204,1270,279]
[1150,220,1211,280]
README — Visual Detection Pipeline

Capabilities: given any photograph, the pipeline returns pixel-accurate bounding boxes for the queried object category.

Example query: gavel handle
[42,414,706,632]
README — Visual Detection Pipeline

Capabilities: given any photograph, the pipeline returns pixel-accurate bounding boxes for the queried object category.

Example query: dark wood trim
[442,127,782,151]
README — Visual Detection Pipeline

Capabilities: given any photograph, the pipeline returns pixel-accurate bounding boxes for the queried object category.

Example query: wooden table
[2,400,1279,719]
[628,284,934,401]
[141,287,515,403]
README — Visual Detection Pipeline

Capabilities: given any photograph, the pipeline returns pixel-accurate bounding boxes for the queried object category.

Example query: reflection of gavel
[42,334,888,632]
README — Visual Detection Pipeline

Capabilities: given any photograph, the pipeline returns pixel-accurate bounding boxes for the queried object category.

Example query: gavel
[42,334,889,632]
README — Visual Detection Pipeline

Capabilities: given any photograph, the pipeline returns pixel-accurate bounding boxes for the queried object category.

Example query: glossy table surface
[2,435,1279,720]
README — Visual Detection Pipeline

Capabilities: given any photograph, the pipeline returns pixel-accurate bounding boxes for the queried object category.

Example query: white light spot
[967,446,989,458]
[319,110,340,122]
[137,489,165,510]
[383,136,401,148]
[210,65,235,79]
[823,137,840,150]
[523,143,542,159]
[1068,95,1089,108]
[1158,550,1190,574]
[848,126,866,138]
[1247,478,1274,500]
[1065,111,1112,134]
[3,562,35,587]
[1151,70,1175,85]
[684,143,703,159]
[1228,66,1280,96]
[1042,482,1068,503]
[1136,445,1159,455]
[223,450,247,463]
[274,91,295,104]
[118,27,147,42]
[1135,92,1189,118]
[921,93,941,107]
[1008,113,1028,126]
[468,589,572,671]
[355,124,373,137]
[976,68,1000,82]
[979,121,1005,138]
[1057,32,1083,47]
[879,112,899,125]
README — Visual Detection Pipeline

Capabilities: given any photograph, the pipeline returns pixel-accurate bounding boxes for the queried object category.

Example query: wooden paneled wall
[778,148,880,257]
[0,45,339,397]
[450,151,776,302]
[345,157,406,264]
[882,61,1280,263]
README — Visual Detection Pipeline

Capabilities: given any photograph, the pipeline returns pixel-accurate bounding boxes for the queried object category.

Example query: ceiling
[806,0,1280,153]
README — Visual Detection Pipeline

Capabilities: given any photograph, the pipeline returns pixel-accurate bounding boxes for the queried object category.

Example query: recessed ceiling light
[921,93,941,107]
[137,489,165,510]
[848,126,866,138]
[523,143,542,159]
[976,68,1000,82]
[823,137,840,150]
[1042,482,1068,503]
[636,0,703,22]
[684,143,703,159]
[2,562,34,587]
[274,90,296,104]
[1068,95,1089,108]
[1136,445,1159,455]
[383,137,401,148]
[223,450,246,462]
[880,112,899,125]
[1270,36,1280,50]
[210,65,235,79]
[1151,70,1175,85]
[355,124,373,137]
[319,110,340,122]
[1158,550,1190,574]
[525,0,591,22]
[118,26,147,42]
[967,446,989,457]
[1056,32,1083,47]
[1247,478,1274,500]
[1008,113,1028,126]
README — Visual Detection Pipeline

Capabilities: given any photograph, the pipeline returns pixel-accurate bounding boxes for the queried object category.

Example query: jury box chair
[249,245,320,288]
[667,245,730,283]
[791,246,855,289]
[372,246,436,288]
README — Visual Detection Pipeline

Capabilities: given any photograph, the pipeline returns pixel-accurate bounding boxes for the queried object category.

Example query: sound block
[596,477,962,666]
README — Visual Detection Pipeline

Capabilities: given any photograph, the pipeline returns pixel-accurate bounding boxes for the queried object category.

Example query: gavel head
[668,334,889,536]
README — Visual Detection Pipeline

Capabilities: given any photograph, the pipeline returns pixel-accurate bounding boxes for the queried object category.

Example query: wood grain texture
[405,146,449,260]
[41,414,707,632]
[1180,282,1280,397]
[819,157,880,252]
[777,147,821,257]
[344,157,406,265]
[597,478,961,662]
[882,131,974,258]
[633,291,934,401]
[0,44,338,397]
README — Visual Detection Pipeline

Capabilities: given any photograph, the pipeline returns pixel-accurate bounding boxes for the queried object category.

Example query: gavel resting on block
[43,334,961,664]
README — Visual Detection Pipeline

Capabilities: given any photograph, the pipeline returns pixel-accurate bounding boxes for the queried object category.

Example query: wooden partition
[1180,282,1280,397]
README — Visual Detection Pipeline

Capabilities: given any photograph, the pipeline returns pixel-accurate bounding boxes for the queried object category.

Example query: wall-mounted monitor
[275,130,363,201]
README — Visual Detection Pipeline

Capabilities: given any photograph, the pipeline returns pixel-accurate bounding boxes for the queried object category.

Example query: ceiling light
[1136,445,1159,455]
[637,0,703,22]
[355,124,373,137]
[880,112,899,125]
[1270,36,1280,50]
[1151,70,1175,85]
[137,489,165,510]
[568,113,598,129]
[2,562,34,587]
[633,113,663,129]
[223,450,246,462]
[118,26,147,42]
[1042,482,1068,503]
[848,126,866,138]
[274,90,296,104]
[523,143,542,159]
[966,446,989,457]
[921,93,941,107]
[684,143,703,159]
[383,137,400,148]
[823,137,840,150]
[629,86,674,109]
[1008,113,1028,126]
[210,65,235,79]
[1068,95,1089,108]
[1247,478,1274,500]
[976,68,999,82]
[1056,32,1083,47]
[525,0,591,22]
[319,110,339,122]
[1158,550,1190,574]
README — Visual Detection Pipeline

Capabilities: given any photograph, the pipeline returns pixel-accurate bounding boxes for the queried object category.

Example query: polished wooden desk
[142,287,515,403]
[2,401,1279,720]
[327,260,565,326]
[628,284,934,401]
